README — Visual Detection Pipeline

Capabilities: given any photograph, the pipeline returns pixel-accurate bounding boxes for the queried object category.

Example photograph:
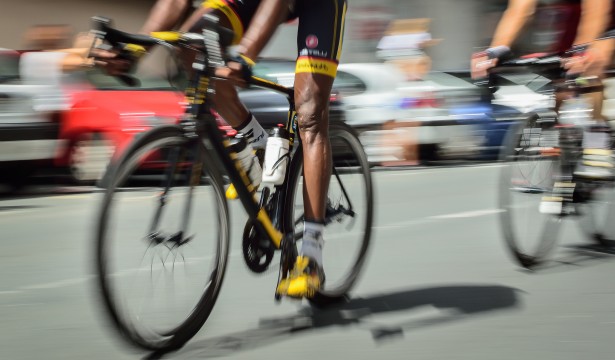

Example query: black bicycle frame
[184,58,299,249]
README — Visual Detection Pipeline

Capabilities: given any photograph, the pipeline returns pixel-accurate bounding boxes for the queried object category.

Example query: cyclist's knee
[296,98,329,141]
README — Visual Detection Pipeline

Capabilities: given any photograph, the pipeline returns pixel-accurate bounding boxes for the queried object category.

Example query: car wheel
[1,166,36,191]
[419,143,441,164]
[68,133,115,185]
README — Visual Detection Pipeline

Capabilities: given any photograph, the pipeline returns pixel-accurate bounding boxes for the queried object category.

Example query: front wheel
[95,126,230,351]
[286,122,373,306]
[499,113,565,268]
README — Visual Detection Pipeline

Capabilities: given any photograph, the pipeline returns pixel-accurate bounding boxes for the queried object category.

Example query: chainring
[242,220,275,273]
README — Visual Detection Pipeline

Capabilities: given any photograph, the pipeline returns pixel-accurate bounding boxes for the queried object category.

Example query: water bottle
[229,134,262,189]
[262,126,290,185]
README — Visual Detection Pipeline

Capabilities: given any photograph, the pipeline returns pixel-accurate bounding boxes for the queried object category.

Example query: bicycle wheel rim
[499,114,564,268]
[287,122,373,300]
[95,130,229,351]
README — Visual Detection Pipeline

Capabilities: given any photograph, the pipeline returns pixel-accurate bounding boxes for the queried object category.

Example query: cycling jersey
[202,0,346,78]
[519,0,582,53]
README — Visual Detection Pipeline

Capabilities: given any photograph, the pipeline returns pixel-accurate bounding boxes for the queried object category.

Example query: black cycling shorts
[202,0,346,78]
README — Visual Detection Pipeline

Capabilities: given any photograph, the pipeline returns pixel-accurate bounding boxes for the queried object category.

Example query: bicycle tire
[577,183,615,247]
[95,125,230,351]
[285,121,373,306]
[498,113,564,268]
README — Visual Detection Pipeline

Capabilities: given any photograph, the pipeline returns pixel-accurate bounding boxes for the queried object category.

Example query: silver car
[0,49,64,187]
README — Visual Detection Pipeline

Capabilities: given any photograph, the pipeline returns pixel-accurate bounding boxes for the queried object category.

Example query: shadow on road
[147,284,522,359]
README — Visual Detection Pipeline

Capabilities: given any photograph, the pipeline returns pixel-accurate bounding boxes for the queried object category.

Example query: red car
[17,49,188,184]
[57,80,186,184]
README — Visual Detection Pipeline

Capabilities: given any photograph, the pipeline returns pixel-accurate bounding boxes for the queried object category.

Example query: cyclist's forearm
[490,0,537,48]
[573,0,611,45]
[237,0,289,61]
[140,0,192,34]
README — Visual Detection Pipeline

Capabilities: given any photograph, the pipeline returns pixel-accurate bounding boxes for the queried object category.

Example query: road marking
[557,340,599,343]
[556,314,594,319]
[430,209,504,219]
[20,276,92,290]
[375,217,435,229]
[374,208,503,230]
[3,303,44,307]
[0,290,23,296]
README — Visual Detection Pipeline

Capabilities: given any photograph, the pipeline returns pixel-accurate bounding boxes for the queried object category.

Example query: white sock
[236,115,268,149]
[301,221,324,266]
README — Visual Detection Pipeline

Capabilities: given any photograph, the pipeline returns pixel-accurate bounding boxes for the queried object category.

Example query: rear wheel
[499,114,565,268]
[286,122,373,306]
[577,182,615,247]
[95,126,229,351]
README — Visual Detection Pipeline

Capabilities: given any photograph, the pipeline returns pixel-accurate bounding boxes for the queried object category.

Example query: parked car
[13,50,187,185]
[0,49,62,187]
[57,68,186,184]
[334,63,517,163]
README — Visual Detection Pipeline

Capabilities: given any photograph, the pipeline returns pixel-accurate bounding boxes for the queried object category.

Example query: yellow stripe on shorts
[295,57,338,78]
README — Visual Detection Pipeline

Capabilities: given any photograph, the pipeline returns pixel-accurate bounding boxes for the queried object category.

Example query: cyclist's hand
[215,54,253,87]
[90,43,144,77]
[471,53,498,80]
[564,40,612,77]
[471,46,510,79]
[215,61,248,87]
[563,52,590,76]
[91,48,134,76]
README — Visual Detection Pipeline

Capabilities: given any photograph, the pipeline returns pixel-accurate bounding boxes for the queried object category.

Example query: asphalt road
[2,164,615,360]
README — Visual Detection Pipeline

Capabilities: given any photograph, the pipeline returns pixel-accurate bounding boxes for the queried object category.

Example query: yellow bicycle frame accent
[257,209,283,248]
[150,31,182,42]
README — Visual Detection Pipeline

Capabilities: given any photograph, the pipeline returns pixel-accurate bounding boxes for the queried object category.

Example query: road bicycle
[495,44,615,269]
[91,15,373,351]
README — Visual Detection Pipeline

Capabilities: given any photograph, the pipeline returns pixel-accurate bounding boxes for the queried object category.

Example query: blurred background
[1,0,613,187]
[3,2,615,359]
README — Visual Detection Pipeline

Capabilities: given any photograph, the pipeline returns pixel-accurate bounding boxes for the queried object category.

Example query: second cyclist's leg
[572,38,615,180]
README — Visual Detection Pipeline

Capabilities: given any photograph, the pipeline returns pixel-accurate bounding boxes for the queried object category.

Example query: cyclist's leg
[295,71,334,258]
[179,1,268,149]
[572,38,615,180]
[278,0,347,298]
[585,38,614,121]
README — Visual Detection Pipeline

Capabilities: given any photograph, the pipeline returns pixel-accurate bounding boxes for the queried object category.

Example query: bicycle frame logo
[185,76,210,105]
[289,110,298,145]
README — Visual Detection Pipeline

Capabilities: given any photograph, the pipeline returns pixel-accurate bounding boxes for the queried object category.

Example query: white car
[335,63,487,163]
